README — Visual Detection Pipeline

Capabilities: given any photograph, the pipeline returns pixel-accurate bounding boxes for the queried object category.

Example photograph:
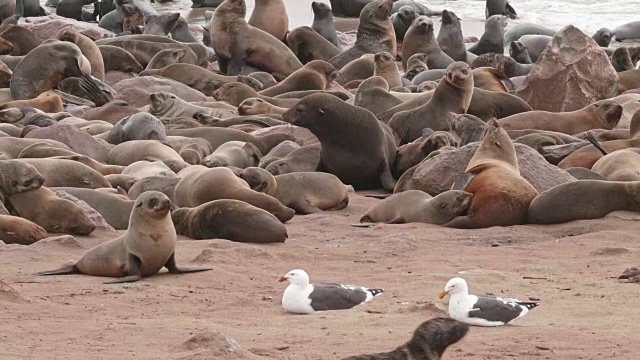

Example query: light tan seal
[258,60,339,97]
[238,98,287,116]
[0,91,64,113]
[444,120,538,228]
[56,28,105,81]
[373,51,402,88]
[201,140,262,168]
[35,191,212,283]
[359,190,473,224]
[0,215,48,245]
[498,100,623,135]
[269,172,350,214]
[248,0,288,41]
[172,199,288,243]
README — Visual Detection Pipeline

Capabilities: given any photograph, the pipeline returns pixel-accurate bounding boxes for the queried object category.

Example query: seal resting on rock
[35,191,212,283]
[444,120,538,228]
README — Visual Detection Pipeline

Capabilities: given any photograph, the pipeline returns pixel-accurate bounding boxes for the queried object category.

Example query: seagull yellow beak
[438,290,449,299]
[277,276,288,283]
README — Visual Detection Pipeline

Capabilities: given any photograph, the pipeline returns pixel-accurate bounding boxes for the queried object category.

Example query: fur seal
[504,23,556,44]
[35,191,211,283]
[269,172,349,214]
[248,0,288,41]
[528,180,640,224]
[0,159,45,215]
[238,166,277,194]
[258,140,301,169]
[360,190,473,224]
[328,0,373,17]
[342,317,469,360]
[468,15,507,56]
[486,0,516,20]
[591,147,640,182]
[283,93,396,190]
[392,130,458,177]
[518,34,552,62]
[10,40,93,101]
[373,52,402,88]
[18,158,111,189]
[354,76,403,115]
[389,62,474,142]
[444,120,538,228]
[144,13,180,36]
[611,47,635,73]
[264,144,321,175]
[335,54,374,85]
[172,199,287,243]
[592,28,613,47]
[201,141,262,168]
[16,0,46,17]
[0,91,64,113]
[0,26,42,57]
[403,53,428,81]
[174,167,295,222]
[391,5,417,41]
[0,215,48,245]
[311,1,338,47]
[258,60,339,97]
[212,82,299,108]
[328,0,396,70]
[470,53,533,77]
[8,186,96,235]
[238,98,287,116]
[50,187,134,230]
[210,0,302,76]
[285,26,340,64]
[106,112,166,145]
[509,41,532,64]
[145,48,188,70]
[613,21,640,42]
[402,16,454,70]
[140,63,238,96]
[498,100,623,135]
[56,0,93,21]
[99,45,144,73]
[107,140,184,167]
[437,10,466,62]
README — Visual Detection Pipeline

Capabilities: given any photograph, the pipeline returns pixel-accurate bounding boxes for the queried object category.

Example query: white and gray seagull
[439,277,540,327]
[278,269,384,314]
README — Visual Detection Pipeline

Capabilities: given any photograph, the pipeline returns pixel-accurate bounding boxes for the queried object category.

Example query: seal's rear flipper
[365,194,391,199]
[35,264,79,276]
[79,74,108,107]
[164,253,212,274]
[351,223,376,228]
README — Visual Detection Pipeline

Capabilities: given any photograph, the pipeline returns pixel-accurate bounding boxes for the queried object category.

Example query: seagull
[439,277,540,327]
[278,269,384,314]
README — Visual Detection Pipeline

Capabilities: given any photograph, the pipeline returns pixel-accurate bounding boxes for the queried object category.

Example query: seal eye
[148,198,157,208]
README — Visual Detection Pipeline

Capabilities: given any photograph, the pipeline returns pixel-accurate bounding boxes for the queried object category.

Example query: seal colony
[0,0,639,357]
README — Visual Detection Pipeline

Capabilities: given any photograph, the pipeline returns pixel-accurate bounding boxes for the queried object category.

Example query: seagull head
[278,269,310,286]
[439,277,469,299]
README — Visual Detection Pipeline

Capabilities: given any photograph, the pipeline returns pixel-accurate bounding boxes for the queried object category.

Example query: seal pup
[373,52,402,88]
[402,16,454,70]
[248,0,288,42]
[360,190,473,224]
[403,53,428,81]
[210,0,302,76]
[444,120,538,228]
[36,191,212,283]
[258,60,339,97]
[391,5,417,41]
[286,26,341,64]
[389,62,474,142]
[486,0,516,20]
[469,15,507,56]
[593,28,613,47]
[201,141,262,168]
[328,0,396,70]
[269,172,349,214]
[342,317,469,360]
[283,93,397,190]
[172,199,287,243]
[509,41,532,64]
[437,10,466,62]
[311,1,338,47]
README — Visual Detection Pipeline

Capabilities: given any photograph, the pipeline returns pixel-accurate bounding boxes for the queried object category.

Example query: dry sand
[2,193,640,359]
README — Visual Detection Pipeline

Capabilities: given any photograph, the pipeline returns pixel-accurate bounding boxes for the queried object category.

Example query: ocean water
[40,0,639,39]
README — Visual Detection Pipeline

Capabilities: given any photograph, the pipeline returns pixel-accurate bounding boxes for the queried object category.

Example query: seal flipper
[351,222,376,228]
[290,200,322,215]
[164,253,212,274]
[384,216,405,224]
[585,131,609,156]
[451,172,477,191]
[104,253,142,284]
[78,74,109,107]
[35,263,80,276]
[365,194,392,199]
[227,36,249,76]
[505,3,517,19]
[379,161,397,191]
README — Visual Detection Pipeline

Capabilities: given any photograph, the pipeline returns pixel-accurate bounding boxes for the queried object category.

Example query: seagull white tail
[364,288,385,302]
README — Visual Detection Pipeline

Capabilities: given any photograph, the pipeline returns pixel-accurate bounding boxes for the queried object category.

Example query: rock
[113,76,207,108]
[0,280,26,303]
[172,331,260,360]
[516,25,618,112]
[412,142,576,195]
[25,123,111,163]
[29,235,85,250]
[54,191,116,232]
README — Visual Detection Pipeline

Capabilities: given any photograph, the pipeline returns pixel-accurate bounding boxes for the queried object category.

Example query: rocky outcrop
[411,142,576,195]
[516,25,618,112]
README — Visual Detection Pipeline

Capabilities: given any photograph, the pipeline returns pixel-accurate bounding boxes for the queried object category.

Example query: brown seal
[172,199,288,243]
[283,93,397,190]
[444,120,539,228]
[248,0,288,41]
[146,48,189,70]
[402,16,454,70]
[50,186,134,230]
[328,0,396,70]
[373,51,402,88]
[10,40,93,100]
[212,82,299,108]
[107,140,185,167]
[270,172,349,214]
[8,186,96,235]
[174,167,295,222]
[48,155,125,176]
[57,28,105,81]
[360,190,473,224]
[82,100,140,125]
[0,215,48,245]
[210,0,302,75]
[392,130,458,178]
[258,60,339,97]
[498,100,623,135]
[617,70,640,94]
[18,158,111,189]
[201,140,262,168]
[0,25,42,56]
[528,181,640,224]
[99,45,144,73]
[0,159,46,215]
[238,98,287,116]
[237,166,277,194]
[0,91,64,113]
[258,140,301,168]
[105,174,138,191]
[335,54,375,86]
[342,317,469,360]
[35,191,212,283]
[611,47,634,73]
[139,63,236,95]
[264,144,321,175]
[404,53,428,81]
[285,26,340,64]
[389,62,474,142]
[354,76,403,115]
[591,148,640,181]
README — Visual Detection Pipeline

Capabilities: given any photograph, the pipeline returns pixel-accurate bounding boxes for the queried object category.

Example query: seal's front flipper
[35,263,79,276]
[505,3,517,19]
[104,253,142,284]
[79,74,108,107]
[164,253,212,274]
[290,200,322,215]
[451,172,476,191]
[227,37,248,76]
[379,162,397,191]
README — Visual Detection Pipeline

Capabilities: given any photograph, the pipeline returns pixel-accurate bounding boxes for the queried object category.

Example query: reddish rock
[516,25,618,112]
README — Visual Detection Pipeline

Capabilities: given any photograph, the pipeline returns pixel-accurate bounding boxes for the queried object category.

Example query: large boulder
[516,25,618,112]
[412,142,576,195]
[25,123,111,163]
